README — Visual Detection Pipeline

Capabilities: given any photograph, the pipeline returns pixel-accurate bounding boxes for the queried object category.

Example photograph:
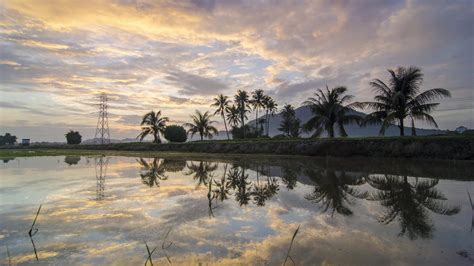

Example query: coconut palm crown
[356,66,451,136]
[303,86,361,138]
[137,110,169,143]
[211,94,231,140]
[234,90,251,138]
[184,110,218,141]
[250,89,266,135]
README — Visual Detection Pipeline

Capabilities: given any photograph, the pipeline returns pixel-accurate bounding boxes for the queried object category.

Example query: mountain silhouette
[246,105,445,137]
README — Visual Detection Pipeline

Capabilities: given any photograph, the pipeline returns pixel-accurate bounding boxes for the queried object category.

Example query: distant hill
[81,137,146,144]
[247,105,445,137]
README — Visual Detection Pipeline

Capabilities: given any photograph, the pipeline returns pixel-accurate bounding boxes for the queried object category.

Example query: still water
[0,155,472,265]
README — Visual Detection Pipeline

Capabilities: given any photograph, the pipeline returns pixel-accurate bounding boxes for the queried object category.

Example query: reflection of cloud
[0,156,471,265]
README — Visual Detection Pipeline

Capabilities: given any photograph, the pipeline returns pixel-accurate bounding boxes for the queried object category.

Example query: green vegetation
[278,104,300,137]
[250,89,266,134]
[1,135,472,160]
[0,133,17,146]
[164,125,187,143]
[303,86,361,138]
[65,130,82,144]
[234,90,251,139]
[356,66,451,136]
[211,94,231,140]
[184,110,218,141]
[138,110,169,143]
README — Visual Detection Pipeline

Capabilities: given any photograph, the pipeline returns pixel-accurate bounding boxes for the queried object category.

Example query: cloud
[0,0,472,141]
[164,69,228,95]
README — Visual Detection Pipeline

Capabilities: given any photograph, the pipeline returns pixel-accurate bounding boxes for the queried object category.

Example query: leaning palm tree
[211,94,231,140]
[303,86,361,138]
[137,110,169,143]
[184,110,218,141]
[356,66,451,136]
[250,89,266,135]
[234,90,251,138]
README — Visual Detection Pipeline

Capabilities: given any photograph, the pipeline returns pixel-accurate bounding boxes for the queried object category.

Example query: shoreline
[1,135,473,160]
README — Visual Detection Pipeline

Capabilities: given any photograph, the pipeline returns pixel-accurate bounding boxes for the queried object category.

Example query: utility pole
[94,93,110,144]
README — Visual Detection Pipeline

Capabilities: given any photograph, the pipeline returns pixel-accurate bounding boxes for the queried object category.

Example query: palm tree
[185,161,218,188]
[250,89,266,135]
[234,90,250,138]
[263,96,278,136]
[305,168,367,217]
[303,86,361,138]
[278,104,300,137]
[137,111,169,143]
[356,66,451,136]
[368,175,460,239]
[137,158,167,187]
[226,105,241,129]
[211,94,231,140]
[184,110,218,141]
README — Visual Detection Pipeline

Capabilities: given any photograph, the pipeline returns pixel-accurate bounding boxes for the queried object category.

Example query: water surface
[0,155,473,265]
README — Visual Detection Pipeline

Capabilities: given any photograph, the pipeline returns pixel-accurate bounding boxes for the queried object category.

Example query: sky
[0,0,473,142]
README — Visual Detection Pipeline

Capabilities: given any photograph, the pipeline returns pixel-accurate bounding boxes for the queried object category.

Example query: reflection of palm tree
[185,161,218,188]
[213,164,232,202]
[137,158,167,188]
[234,168,252,206]
[280,162,300,190]
[368,175,460,239]
[305,169,367,216]
[251,166,280,206]
[207,178,218,217]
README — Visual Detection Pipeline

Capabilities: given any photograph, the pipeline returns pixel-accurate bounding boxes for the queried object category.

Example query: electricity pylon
[94,93,110,144]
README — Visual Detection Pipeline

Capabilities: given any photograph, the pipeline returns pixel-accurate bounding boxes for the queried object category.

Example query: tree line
[138,66,451,142]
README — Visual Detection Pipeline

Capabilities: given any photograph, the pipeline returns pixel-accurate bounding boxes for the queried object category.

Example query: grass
[29,204,42,261]
[283,224,300,266]
[0,134,471,159]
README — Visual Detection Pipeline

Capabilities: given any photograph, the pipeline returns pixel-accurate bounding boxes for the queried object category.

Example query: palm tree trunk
[241,113,246,139]
[255,108,258,136]
[153,133,158,143]
[399,118,405,136]
[328,124,335,138]
[200,134,203,141]
[411,118,416,136]
[222,114,230,140]
[265,110,269,136]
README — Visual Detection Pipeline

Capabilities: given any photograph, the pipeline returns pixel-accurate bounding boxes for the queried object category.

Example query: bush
[231,125,261,139]
[65,130,82,144]
[164,125,187,142]
[0,133,17,146]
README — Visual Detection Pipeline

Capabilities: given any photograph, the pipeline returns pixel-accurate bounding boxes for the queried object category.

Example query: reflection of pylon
[95,157,109,201]
[94,93,110,144]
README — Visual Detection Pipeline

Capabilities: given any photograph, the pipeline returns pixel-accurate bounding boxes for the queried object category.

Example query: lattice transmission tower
[94,93,110,144]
